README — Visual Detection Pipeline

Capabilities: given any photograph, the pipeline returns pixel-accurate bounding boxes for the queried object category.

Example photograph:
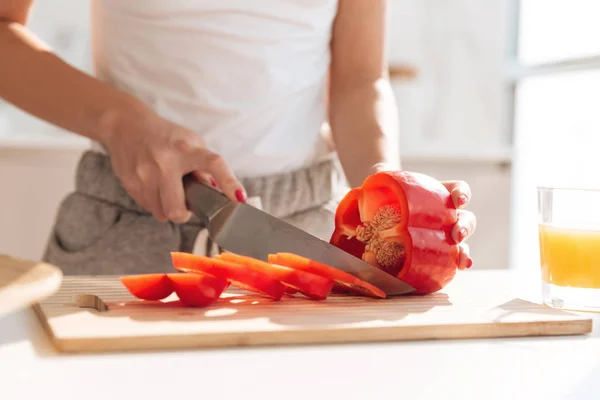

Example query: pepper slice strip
[329,170,461,295]
[216,252,334,300]
[268,253,386,299]
[120,273,174,301]
[170,252,286,301]
[167,272,228,307]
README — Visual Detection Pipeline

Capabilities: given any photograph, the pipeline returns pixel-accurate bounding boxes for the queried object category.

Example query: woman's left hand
[441,180,477,270]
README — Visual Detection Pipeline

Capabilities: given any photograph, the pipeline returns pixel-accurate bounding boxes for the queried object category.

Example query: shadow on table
[491,298,590,319]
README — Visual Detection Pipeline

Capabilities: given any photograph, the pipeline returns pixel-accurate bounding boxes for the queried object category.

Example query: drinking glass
[538,186,600,312]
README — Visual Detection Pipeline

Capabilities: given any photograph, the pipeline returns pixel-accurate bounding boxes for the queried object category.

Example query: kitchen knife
[183,175,416,296]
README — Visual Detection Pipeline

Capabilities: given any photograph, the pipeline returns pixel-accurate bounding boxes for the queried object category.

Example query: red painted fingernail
[210,178,217,188]
[458,228,467,242]
[458,195,468,206]
[235,189,247,202]
[466,258,473,269]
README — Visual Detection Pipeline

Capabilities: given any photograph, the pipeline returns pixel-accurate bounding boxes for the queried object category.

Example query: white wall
[388,0,511,155]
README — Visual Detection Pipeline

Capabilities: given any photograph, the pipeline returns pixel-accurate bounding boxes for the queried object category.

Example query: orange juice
[539,223,600,289]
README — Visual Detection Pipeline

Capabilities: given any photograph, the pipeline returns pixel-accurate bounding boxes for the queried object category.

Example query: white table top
[2,270,599,400]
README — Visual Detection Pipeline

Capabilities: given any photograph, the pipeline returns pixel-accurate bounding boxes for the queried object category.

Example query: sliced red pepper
[216,252,335,300]
[120,273,174,301]
[329,170,461,295]
[268,253,386,299]
[170,252,286,301]
[166,272,228,307]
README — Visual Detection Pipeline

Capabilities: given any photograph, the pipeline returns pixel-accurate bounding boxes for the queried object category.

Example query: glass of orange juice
[538,186,600,311]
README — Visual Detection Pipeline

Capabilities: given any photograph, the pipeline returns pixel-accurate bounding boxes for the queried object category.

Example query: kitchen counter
[2,270,599,400]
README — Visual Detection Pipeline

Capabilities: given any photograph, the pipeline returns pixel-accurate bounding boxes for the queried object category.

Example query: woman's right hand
[101,111,247,224]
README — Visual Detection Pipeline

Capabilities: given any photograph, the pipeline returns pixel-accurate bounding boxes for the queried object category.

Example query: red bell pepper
[217,252,335,300]
[167,272,228,307]
[120,273,174,301]
[120,272,228,307]
[329,170,461,295]
[170,252,286,301]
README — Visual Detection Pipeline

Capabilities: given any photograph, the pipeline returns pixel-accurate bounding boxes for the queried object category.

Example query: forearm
[329,79,400,188]
[0,20,153,143]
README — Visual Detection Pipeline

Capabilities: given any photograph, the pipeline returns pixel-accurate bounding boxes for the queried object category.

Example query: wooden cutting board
[0,253,63,318]
[33,273,593,353]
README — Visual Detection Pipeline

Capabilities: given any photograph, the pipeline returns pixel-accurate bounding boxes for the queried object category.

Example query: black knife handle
[183,174,230,225]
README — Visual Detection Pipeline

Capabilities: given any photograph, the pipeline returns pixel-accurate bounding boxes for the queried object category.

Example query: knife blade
[183,175,416,296]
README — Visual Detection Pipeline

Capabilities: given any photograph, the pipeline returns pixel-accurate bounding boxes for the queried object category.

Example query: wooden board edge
[31,303,65,353]
[48,317,594,354]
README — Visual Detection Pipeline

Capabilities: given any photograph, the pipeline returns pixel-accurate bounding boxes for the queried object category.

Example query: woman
[0,0,476,275]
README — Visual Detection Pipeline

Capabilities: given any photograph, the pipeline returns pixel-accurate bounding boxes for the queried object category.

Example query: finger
[158,172,193,224]
[458,242,473,270]
[192,171,220,191]
[442,180,471,209]
[451,209,477,243]
[138,182,166,222]
[121,177,151,217]
[193,149,247,202]
[136,164,168,222]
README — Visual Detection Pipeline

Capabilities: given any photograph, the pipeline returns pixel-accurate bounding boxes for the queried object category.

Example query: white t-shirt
[89,0,339,178]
